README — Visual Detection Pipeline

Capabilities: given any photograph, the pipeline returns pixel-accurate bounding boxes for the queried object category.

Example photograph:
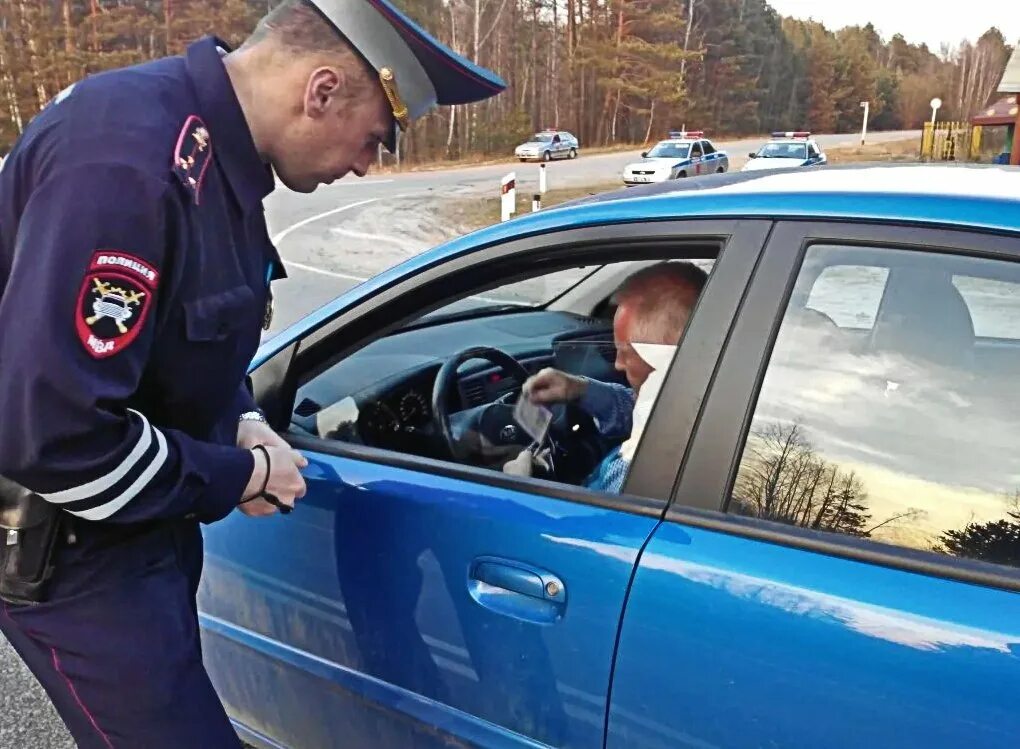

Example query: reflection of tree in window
[732,422,874,537]
[936,492,1020,567]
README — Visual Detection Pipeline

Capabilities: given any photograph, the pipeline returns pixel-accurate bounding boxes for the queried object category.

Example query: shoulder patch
[172,115,212,205]
[76,251,159,359]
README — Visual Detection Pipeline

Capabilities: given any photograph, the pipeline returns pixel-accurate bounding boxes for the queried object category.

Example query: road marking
[271,198,379,245]
[329,227,406,247]
[273,177,395,189]
[285,261,369,284]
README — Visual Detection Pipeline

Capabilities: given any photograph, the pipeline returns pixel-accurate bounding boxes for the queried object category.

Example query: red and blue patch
[75,251,159,359]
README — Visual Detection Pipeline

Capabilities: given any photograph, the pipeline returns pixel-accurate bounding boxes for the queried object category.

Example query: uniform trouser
[0,520,241,749]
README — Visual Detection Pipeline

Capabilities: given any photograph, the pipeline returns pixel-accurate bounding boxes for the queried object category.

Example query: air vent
[461,381,486,407]
[294,398,322,417]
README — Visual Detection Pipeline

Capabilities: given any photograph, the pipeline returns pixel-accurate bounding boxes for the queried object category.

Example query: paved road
[1,128,918,747]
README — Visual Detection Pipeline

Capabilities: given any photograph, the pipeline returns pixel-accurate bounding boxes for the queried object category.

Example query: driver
[504,261,707,492]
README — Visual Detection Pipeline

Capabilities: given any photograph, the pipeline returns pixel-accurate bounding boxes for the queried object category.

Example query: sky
[768,0,1020,52]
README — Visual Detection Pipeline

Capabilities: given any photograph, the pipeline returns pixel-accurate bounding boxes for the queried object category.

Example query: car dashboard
[289,310,622,456]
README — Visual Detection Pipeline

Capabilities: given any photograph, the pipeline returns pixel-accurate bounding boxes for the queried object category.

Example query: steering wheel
[432,347,532,461]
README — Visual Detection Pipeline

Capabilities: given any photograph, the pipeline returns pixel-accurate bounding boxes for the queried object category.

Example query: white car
[622,132,729,185]
[742,132,827,171]
[514,130,579,162]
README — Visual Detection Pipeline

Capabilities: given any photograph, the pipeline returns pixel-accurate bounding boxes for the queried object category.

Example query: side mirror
[641,151,648,158]
[748,152,757,158]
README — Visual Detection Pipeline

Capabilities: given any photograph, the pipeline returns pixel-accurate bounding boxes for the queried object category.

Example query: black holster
[0,477,64,605]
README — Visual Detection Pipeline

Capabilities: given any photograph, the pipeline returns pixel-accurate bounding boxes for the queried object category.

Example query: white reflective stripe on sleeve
[40,409,153,504]
[69,427,168,521]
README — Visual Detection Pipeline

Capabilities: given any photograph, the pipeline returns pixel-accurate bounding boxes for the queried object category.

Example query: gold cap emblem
[379,67,410,131]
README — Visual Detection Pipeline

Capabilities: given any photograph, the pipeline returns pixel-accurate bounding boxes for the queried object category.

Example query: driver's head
[227,0,392,193]
[611,261,708,392]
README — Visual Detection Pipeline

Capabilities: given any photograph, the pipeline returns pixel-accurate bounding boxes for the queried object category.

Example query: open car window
[288,250,721,501]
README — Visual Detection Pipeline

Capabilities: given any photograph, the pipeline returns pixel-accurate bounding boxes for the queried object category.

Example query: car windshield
[415,266,599,322]
[758,142,808,159]
[531,133,555,142]
[645,142,691,159]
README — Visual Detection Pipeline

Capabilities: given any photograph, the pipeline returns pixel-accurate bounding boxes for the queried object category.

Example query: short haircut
[612,261,708,344]
[244,0,376,90]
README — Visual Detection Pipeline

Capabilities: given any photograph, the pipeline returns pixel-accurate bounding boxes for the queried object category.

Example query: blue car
[199,163,1020,749]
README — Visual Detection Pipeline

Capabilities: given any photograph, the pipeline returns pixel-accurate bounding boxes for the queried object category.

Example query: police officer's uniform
[0,0,504,745]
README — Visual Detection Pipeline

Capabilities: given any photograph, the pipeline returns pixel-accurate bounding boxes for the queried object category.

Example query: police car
[514,129,579,161]
[742,131,827,171]
[622,131,728,185]
[201,164,1020,749]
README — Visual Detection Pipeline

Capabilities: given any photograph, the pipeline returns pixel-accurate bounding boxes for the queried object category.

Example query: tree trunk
[16,0,48,109]
[446,4,459,158]
[0,26,23,135]
[164,0,173,55]
[643,100,655,143]
[62,0,75,85]
[470,0,480,152]
[530,0,538,129]
[551,0,559,126]
[680,0,695,95]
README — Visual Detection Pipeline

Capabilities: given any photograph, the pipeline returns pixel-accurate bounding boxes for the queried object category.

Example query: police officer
[0,0,505,746]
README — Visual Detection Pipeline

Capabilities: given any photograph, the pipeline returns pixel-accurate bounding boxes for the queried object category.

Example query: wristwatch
[239,410,267,424]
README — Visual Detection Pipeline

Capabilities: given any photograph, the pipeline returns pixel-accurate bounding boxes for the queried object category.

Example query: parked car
[200,163,1020,749]
[622,130,728,185]
[743,130,827,171]
[514,129,579,161]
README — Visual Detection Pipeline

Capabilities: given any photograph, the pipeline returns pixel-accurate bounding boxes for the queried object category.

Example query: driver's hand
[524,368,587,405]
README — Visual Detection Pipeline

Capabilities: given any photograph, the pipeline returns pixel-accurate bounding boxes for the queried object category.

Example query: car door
[198,221,771,749]
[690,142,704,175]
[609,221,1020,748]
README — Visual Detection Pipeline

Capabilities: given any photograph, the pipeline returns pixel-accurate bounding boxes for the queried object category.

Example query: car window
[701,141,716,155]
[691,143,703,157]
[293,254,720,500]
[805,264,889,329]
[952,276,1020,340]
[758,142,808,159]
[646,142,690,159]
[730,243,1020,569]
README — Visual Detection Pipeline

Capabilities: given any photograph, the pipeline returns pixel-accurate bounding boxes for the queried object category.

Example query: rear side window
[702,141,716,155]
[731,243,1020,569]
[952,276,1020,340]
[805,265,889,329]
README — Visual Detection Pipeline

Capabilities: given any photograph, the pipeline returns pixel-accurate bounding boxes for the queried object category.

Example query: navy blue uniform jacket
[0,37,284,529]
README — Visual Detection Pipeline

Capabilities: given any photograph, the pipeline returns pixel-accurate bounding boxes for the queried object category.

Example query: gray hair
[612,261,708,344]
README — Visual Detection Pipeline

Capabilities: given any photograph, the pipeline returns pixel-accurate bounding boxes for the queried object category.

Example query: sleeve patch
[76,252,159,359]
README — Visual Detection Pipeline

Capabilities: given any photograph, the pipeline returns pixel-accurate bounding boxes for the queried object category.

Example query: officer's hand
[239,445,308,517]
[524,368,587,405]
[237,419,302,457]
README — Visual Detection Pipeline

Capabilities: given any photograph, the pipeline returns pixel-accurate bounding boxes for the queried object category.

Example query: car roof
[258,163,1020,362]
[567,162,1017,206]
